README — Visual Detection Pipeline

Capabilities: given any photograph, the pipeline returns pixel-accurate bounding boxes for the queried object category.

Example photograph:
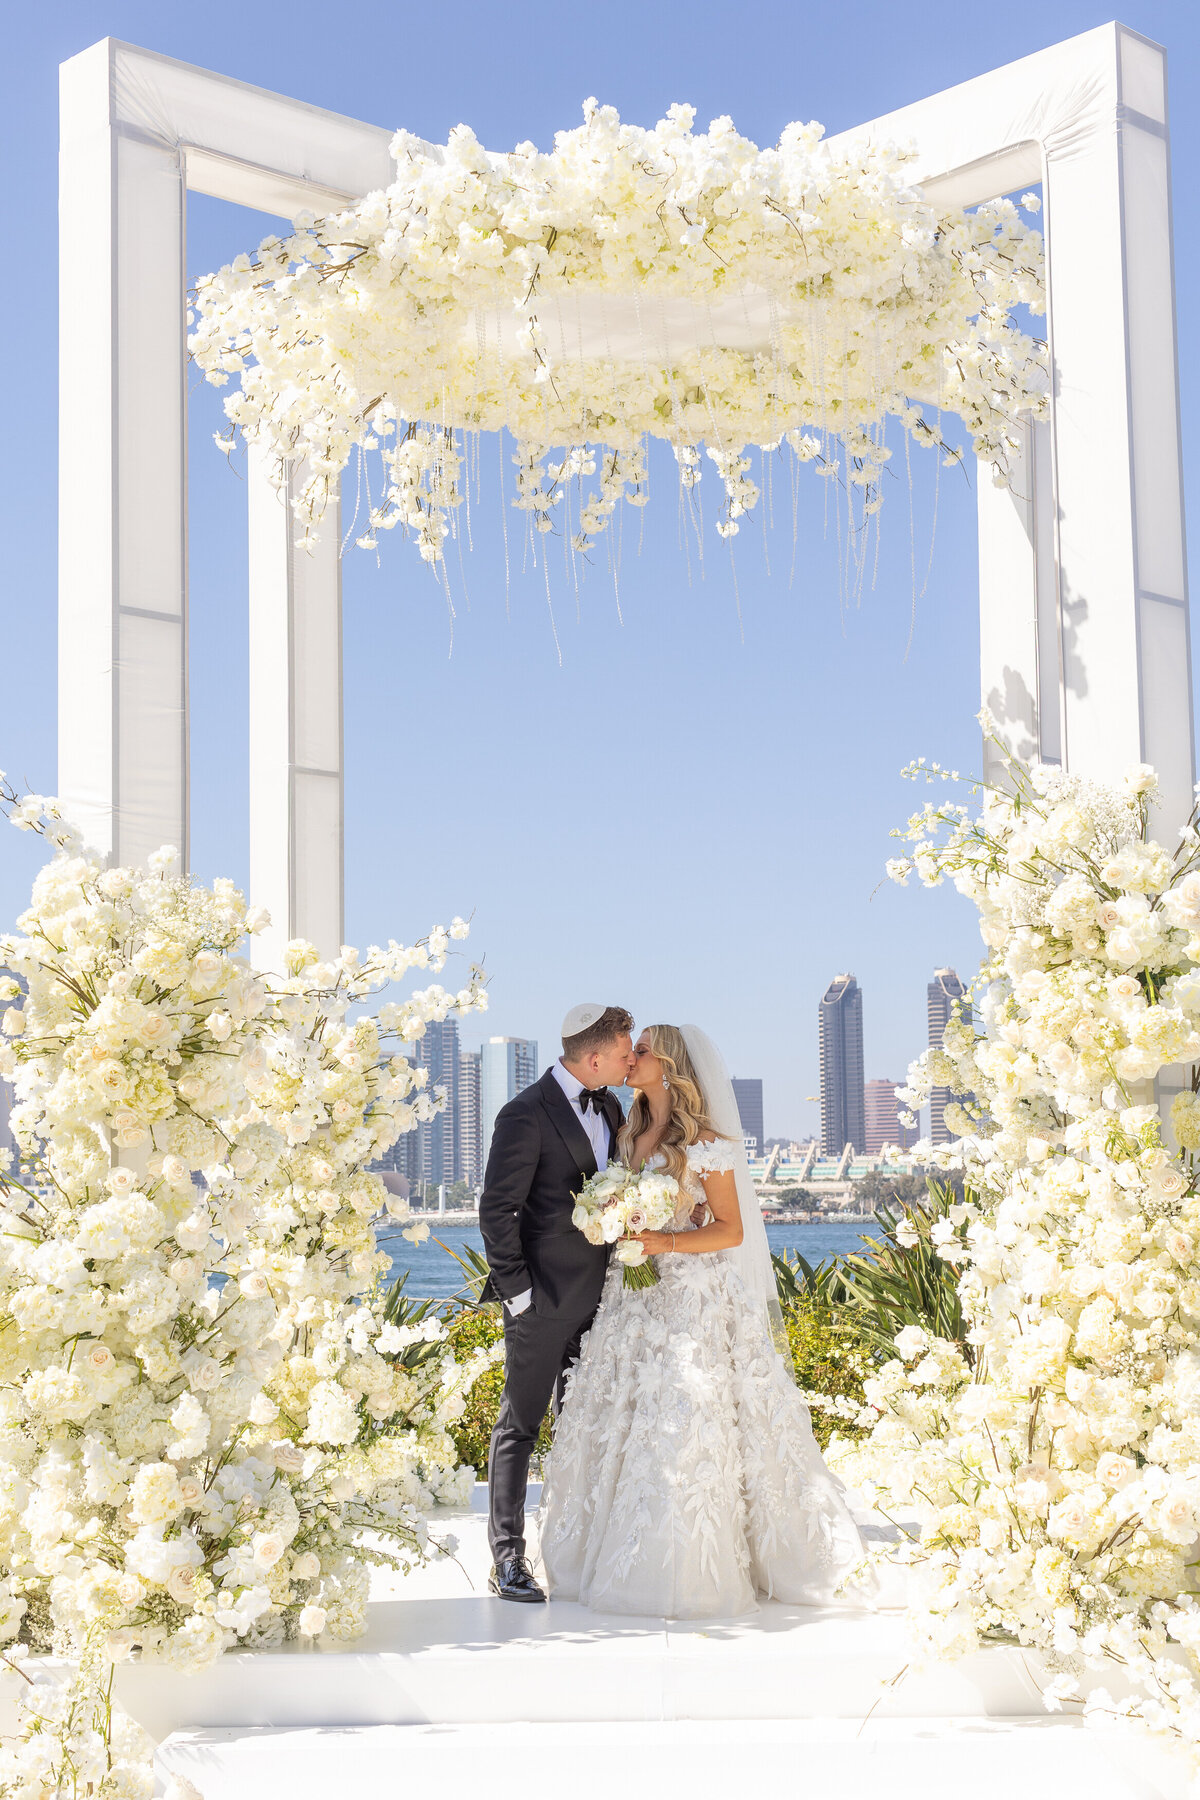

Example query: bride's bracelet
[669,1231,676,1253]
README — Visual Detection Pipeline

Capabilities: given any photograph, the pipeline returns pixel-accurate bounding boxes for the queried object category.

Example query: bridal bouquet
[571,1162,679,1289]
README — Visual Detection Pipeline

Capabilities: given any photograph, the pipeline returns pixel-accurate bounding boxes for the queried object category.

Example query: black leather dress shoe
[488,1557,547,1603]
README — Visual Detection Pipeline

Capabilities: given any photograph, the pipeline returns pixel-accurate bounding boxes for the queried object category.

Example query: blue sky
[2,0,1198,1137]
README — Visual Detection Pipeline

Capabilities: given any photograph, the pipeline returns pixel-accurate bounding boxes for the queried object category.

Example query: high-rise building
[864,1078,917,1155]
[819,974,865,1155]
[731,1078,764,1157]
[397,1017,462,1188]
[459,1050,482,1187]
[480,1036,539,1167]
[928,968,972,1143]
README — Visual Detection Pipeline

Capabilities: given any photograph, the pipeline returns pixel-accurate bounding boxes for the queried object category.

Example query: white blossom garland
[0,781,494,1796]
[832,732,1200,1748]
[190,102,1047,569]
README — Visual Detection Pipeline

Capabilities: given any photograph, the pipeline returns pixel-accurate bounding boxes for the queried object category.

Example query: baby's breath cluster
[834,732,1200,1746]
[0,786,491,1796]
[190,102,1046,567]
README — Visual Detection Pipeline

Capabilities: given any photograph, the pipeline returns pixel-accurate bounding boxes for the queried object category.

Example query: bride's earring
[662,1077,669,1090]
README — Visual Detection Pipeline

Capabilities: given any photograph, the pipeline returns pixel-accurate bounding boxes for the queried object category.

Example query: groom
[478,1003,634,1602]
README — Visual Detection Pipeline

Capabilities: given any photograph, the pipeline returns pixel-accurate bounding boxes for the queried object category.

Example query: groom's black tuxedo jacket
[477,1069,623,1320]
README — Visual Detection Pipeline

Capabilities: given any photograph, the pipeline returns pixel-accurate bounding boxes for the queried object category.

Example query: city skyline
[378,954,972,1181]
[461,958,975,1146]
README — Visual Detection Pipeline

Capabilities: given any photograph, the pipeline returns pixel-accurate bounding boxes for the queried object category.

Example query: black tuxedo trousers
[477,1068,622,1564]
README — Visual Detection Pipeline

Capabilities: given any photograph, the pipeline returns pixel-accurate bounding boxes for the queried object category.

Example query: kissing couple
[478,1003,869,1618]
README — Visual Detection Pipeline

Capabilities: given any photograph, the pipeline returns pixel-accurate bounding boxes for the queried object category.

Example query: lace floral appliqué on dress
[538,1141,868,1618]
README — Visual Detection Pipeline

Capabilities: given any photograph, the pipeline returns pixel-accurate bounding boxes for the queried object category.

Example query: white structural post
[247,452,344,970]
[838,23,1194,829]
[59,45,189,867]
[56,38,390,948]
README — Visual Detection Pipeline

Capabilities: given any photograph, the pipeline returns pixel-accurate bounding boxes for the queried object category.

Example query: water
[379,1219,883,1301]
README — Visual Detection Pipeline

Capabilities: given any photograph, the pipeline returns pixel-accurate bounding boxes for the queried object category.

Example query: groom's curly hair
[561,1005,634,1061]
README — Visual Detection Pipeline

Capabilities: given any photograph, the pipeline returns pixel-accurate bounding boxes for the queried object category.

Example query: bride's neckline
[628,1131,666,1168]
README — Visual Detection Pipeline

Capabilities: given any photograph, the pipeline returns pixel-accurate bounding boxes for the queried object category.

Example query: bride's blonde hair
[617,1023,727,1188]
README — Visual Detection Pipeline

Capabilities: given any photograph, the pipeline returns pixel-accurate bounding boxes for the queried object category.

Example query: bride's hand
[630,1229,675,1256]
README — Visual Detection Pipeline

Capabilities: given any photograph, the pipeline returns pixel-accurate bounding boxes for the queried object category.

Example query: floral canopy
[191,101,1048,569]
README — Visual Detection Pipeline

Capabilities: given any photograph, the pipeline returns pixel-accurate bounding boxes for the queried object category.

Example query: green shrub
[783,1301,878,1448]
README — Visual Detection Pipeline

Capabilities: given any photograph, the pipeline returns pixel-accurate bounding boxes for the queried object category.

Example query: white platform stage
[138,1487,1192,1799]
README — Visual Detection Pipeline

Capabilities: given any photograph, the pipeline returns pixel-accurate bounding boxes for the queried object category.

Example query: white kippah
[561,1002,607,1038]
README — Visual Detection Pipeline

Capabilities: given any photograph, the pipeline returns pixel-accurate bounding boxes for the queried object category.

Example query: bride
[539,1023,870,1619]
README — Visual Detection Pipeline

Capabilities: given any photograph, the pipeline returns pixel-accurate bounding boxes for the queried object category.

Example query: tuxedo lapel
[538,1070,598,1176]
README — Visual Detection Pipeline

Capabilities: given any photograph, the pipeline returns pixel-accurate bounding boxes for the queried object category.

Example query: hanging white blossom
[190,101,1047,567]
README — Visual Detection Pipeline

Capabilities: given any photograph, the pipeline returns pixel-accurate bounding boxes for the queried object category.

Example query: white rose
[86,1343,116,1377]
[299,1604,327,1636]
[175,1213,211,1253]
[291,1552,321,1581]
[239,1271,271,1299]
[1047,1494,1090,1540]
[252,1532,285,1571]
[105,1629,139,1663]
[188,1358,221,1392]
[272,1442,305,1473]
[249,1394,279,1426]
[107,1166,139,1196]
[140,1010,172,1046]
[1096,1453,1135,1489]
[166,1565,197,1605]
[113,1110,149,1148]
[1013,1463,1057,1511]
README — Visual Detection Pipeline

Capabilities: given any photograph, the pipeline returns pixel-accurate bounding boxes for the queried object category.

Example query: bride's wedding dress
[538,1137,869,1619]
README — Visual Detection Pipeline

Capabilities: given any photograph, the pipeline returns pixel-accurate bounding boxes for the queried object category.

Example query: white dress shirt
[504,1061,615,1317]
[551,1058,615,1171]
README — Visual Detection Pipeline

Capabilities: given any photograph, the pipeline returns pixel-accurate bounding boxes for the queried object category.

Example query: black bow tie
[578,1086,609,1114]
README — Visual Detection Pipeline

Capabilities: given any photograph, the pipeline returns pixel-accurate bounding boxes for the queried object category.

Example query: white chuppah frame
[58,26,1193,960]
